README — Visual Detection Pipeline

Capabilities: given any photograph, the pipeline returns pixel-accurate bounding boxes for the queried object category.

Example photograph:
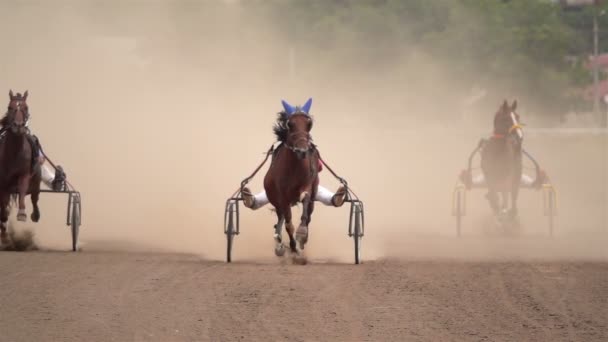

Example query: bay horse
[263,98,319,257]
[0,90,42,243]
[480,100,523,220]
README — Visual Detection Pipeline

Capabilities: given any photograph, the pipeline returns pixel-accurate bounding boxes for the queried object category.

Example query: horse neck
[493,125,508,136]
[276,144,316,173]
[0,131,27,162]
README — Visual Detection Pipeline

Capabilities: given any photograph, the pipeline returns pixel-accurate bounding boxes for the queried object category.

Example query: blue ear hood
[281,100,296,115]
[301,98,312,113]
[281,98,313,115]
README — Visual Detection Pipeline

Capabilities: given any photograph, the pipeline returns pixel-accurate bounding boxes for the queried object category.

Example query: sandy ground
[0,250,605,342]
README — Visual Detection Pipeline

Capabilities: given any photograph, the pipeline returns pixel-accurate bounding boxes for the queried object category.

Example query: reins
[231,144,276,199]
[316,147,361,202]
[233,142,360,202]
[40,149,77,192]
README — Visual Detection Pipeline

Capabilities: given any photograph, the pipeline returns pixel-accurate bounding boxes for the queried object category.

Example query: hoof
[296,225,308,240]
[289,240,297,253]
[274,243,286,257]
[31,211,40,223]
[296,226,308,250]
[17,213,27,222]
[292,253,307,265]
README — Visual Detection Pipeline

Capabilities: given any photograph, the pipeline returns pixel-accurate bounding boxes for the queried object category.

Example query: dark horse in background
[480,100,524,221]
[264,98,319,259]
[0,90,42,243]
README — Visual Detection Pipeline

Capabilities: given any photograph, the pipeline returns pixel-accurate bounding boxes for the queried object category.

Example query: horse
[0,90,42,243]
[480,99,524,221]
[263,98,319,258]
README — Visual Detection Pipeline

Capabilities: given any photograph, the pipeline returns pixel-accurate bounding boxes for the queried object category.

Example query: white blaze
[510,112,523,140]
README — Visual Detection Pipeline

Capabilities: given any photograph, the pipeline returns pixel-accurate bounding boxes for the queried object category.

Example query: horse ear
[23,90,28,100]
[281,99,296,115]
[301,98,312,114]
[511,100,517,111]
[501,99,508,110]
[9,89,13,99]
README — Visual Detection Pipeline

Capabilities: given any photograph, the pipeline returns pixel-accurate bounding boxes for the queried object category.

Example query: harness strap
[231,144,275,199]
[508,123,523,134]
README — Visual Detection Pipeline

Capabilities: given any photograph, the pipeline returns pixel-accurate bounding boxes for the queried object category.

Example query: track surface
[0,251,606,341]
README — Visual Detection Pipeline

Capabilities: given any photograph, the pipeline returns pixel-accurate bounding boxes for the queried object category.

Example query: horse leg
[296,191,312,249]
[306,199,315,226]
[273,212,286,256]
[485,190,499,215]
[283,206,297,253]
[510,179,520,218]
[501,191,509,213]
[30,189,40,223]
[16,174,30,222]
[0,194,9,244]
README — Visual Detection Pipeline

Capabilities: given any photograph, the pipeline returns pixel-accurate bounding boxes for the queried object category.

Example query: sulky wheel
[542,184,557,237]
[453,186,466,237]
[225,202,236,263]
[456,192,462,237]
[353,203,363,265]
[548,194,554,237]
[71,196,81,252]
[546,187,555,237]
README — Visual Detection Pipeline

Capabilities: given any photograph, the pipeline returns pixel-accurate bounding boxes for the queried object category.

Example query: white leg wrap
[521,174,534,186]
[473,173,535,186]
[41,163,55,188]
[472,174,486,186]
[251,191,269,210]
[252,186,337,209]
[315,185,334,206]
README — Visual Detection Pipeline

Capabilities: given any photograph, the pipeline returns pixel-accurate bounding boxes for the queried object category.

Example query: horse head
[493,99,523,146]
[5,90,30,135]
[278,98,314,159]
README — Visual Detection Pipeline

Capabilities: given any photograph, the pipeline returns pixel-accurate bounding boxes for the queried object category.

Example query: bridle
[494,111,523,143]
[284,111,313,155]
[6,99,30,133]
[508,111,523,141]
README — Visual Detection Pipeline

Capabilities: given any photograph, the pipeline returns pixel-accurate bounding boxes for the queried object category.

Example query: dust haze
[0,1,606,263]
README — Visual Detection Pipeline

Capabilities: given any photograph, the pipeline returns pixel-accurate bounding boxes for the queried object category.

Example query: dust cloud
[0,1,605,263]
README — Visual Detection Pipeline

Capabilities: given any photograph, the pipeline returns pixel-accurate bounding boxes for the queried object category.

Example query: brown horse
[0,90,42,243]
[480,100,523,220]
[263,99,319,257]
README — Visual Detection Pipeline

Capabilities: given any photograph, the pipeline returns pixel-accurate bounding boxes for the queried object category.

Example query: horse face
[494,100,522,144]
[6,93,29,135]
[286,113,313,159]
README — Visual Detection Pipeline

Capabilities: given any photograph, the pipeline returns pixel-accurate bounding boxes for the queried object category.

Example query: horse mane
[2,93,25,128]
[273,111,290,142]
[0,115,9,128]
[272,111,315,143]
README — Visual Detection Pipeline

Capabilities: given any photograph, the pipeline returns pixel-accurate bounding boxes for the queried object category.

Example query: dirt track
[0,251,605,342]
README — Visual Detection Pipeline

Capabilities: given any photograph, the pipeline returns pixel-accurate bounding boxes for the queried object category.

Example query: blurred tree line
[75,0,608,118]
[234,0,608,117]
